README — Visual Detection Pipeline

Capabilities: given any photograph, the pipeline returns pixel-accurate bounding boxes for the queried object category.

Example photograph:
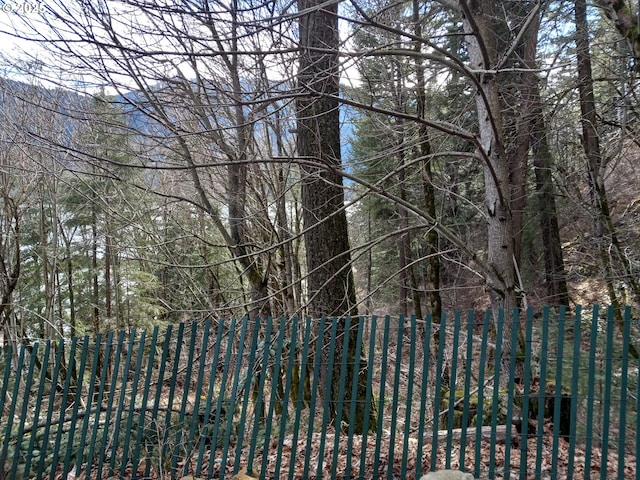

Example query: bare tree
[5,0,305,319]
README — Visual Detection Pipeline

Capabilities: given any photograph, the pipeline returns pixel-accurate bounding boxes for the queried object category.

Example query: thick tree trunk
[501,1,536,282]
[504,4,570,307]
[396,115,413,316]
[297,0,355,317]
[461,0,517,371]
[297,0,375,433]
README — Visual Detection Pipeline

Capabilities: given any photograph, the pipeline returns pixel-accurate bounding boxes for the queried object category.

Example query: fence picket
[268,316,294,479]
[60,336,89,477]
[36,340,65,479]
[330,315,353,478]
[97,330,125,479]
[229,316,254,475]
[416,313,432,478]
[110,330,140,476]
[458,310,474,468]
[519,307,535,480]
[534,307,551,480]
[472,309,491,478]
[262,316,286,459]
[121,330,148,477]
[247,317,273,475]
[194,319,221,476]
[600,305,616,480]
[431,311,447,467]
[84,331,114,479]
[288,315,313,480]
[567,305,583,480]
[400,315,417,477]
[373,315,391,477]
[445,311,462,467]
[387,314,405,480]
[133,326,159,475]
[503,308,521,479]
[488,308,504,480]
[208,316,240,479]
[551,306,567,479]
[73,334,98,477]
[50,337,77,479]
[618,306,632,477]
[2,344,24,475]
[9,342,37,479]
[346,315,366,480]
[24,340,51,478]
[315,316,338,480]
[585,305,600,480]
[185,318,211,474]
[359,314,379,479]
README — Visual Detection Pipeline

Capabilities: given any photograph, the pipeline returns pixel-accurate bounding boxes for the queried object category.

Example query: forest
[0,0,638,347]
[0,2,639,477]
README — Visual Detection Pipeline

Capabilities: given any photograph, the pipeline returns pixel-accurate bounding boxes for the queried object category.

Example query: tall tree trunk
[91,193,100,334]
[502,1,537,279]
[105,231,112,323]
[525,50,569,306]
[297,0,376,433]
[395,96,411,316]
[575,0,639,357]
[61,231,76,338]
[575,0,622,316]
[530,94,570,306]
[413,0,438,324]
[461,0,517,371]
[506,93,530,276]
[508,2,569,306]
[501,1,569,307]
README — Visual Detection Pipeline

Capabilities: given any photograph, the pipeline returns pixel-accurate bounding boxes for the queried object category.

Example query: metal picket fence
[0,305,638,480]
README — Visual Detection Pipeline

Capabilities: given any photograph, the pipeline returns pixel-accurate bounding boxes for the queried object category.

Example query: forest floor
[145,424,637,480]
[232,432,634,479]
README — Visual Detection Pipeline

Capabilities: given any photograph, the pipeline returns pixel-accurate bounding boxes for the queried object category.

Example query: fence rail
[0,305,638,479]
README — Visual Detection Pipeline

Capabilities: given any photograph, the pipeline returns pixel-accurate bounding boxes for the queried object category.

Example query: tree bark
[297,0,375,433]
[413,0,439,324]
[509,3,569,306]
[297,0,356,317]
[460,0,517,371]
[528,78,570,306]
[575,0,621,316]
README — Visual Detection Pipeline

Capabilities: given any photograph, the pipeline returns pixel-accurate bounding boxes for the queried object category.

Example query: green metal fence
[0,305,637,479]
